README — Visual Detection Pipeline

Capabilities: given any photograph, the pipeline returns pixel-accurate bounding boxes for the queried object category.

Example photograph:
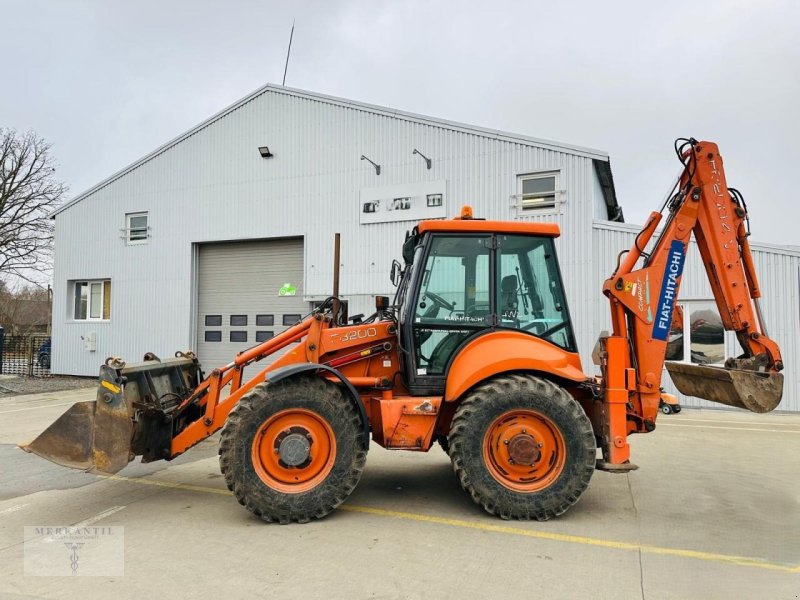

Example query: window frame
[402,232,493,393]
[514,170,563,216]
[73,279,111,322]
[125,212,149,245]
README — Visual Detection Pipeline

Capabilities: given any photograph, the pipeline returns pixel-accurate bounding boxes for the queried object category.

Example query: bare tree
[0,281,51,335]
[0,129,66,284]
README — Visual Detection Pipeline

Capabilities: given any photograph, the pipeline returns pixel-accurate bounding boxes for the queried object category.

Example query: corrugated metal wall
[592,221,800,412]
[51,84,798,412]
[52,86,605,376]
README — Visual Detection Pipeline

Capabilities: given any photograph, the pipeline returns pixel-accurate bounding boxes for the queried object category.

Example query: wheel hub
[277,430,311,467]
[483,409,566,492]
[251,409,336,493]
[506,433,540,466]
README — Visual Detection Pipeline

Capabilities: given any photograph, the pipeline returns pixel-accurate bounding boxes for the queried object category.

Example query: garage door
[196,238,305,371]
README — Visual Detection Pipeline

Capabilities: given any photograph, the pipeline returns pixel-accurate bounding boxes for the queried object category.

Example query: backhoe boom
[599,138,784,465]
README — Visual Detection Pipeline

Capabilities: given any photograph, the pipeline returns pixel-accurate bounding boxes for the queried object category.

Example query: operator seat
[500,275,519,320]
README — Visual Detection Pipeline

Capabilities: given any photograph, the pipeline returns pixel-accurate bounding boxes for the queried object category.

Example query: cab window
[414,236,491,325]
[496,234,575,351]
[412,235,491,375]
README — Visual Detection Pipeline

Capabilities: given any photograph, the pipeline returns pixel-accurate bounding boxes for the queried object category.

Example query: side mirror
[390,260,402,287]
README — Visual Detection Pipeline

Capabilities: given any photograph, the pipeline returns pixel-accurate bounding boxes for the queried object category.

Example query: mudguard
[266,363,371,449]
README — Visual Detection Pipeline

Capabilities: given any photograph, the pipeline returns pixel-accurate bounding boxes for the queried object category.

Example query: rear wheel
[449,374,595,520]
[219,376,367,523]
[661,404,672,415]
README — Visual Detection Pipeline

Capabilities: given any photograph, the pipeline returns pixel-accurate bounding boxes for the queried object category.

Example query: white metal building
[51,84,799,412]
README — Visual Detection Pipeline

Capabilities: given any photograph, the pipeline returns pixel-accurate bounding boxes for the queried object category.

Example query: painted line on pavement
[0,402,75,415]
[658,423,800,434]
[673,417,800,427]
[73,505,126,528]
[39,505,127,544]
[101,474,799,574]
[0,503,29,515]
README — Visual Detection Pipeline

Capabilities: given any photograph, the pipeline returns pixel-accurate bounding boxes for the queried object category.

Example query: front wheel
[219,376,367,523]
[449,374,595,520]
[661,404,672,415]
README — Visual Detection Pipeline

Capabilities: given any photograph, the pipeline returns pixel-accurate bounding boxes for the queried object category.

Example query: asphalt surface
[0,388,798,599]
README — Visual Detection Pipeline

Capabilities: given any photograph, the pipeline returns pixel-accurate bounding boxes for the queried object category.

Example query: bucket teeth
[665,362,783,413]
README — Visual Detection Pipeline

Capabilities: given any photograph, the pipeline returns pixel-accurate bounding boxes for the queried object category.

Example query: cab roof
[417,218,560,237]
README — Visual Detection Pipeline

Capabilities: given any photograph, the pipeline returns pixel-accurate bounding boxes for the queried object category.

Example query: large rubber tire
[449,374,595,521]
[219,376,367,524]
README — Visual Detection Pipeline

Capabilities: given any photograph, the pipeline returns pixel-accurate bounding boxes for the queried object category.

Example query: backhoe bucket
[665,362,783,413]
[20,355,202,474]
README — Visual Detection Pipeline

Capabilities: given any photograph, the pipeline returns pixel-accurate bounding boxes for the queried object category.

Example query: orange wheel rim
[251,409,336,494]
[483,409,566,492]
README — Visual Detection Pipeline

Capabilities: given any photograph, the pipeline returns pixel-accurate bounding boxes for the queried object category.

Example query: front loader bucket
[665,362,783,413]
[20,354,202,474]
[21,375,135,474]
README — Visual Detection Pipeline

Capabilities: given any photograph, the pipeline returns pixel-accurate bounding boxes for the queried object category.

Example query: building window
[665,302,726,365]
[125,212,149,245]
[256,314,274,326]
[427,194,443,207]
[516,172,560,212]
[74,280,111,320]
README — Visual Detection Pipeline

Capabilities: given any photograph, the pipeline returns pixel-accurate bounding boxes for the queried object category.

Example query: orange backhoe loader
[23,139,784,522]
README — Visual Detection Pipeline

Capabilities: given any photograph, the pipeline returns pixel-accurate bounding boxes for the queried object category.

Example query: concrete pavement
[0,388,798,599]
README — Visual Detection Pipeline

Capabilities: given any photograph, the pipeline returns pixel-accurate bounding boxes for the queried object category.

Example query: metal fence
[0,329,51,377]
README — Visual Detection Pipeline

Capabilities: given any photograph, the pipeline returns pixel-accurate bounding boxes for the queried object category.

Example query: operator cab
[394,212,576,395]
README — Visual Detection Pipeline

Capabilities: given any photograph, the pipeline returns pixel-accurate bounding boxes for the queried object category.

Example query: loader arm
[599,138,784,466]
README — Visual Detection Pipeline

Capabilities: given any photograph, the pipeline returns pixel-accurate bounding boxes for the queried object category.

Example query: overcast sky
[2,0,798,245]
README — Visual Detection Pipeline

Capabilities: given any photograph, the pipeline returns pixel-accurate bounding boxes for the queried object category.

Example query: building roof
[52,84,615,218]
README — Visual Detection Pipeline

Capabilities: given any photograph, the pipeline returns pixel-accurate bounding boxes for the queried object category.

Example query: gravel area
[0,375,95,396]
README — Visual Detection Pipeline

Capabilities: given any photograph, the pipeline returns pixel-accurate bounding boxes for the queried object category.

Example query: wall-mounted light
[360,155,381,175]
[258,146,273,158]
[412,148,432,170]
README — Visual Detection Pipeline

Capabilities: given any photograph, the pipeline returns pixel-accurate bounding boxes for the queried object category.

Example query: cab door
[402,234,493,395]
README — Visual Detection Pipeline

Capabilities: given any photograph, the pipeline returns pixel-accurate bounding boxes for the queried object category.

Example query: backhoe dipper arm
[599,139,784,465]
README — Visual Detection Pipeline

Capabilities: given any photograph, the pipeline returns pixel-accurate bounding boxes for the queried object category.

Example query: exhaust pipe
[20,354,202,474]
[665,361,783,413]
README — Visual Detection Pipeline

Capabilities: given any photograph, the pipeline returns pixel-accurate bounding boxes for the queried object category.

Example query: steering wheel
[423,291,455,311]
